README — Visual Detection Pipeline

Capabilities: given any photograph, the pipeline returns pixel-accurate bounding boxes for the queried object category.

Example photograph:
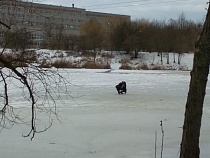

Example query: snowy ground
[0,69,210,158]
[34,49,195,70]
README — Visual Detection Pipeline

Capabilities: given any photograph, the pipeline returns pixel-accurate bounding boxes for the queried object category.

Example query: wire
[83,0,153,7]
[84,0,195,10]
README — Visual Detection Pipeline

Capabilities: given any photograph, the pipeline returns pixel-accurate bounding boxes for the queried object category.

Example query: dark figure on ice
[116,81,127,94]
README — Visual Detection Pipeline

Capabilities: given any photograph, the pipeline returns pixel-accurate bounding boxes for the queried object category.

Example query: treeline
[112,14,202,57]
[78,13,202,57]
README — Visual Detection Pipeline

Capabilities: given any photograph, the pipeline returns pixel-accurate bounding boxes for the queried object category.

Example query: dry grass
[81,51,96,58]
[151,65,163,70]
[101,52,114,58]
[51,59,77,68]
[0,51,37,67]
[119,57,133,70]
[39,59,51,68]
[119,63,133,70]
[82,61,111,69]
[136,63,149,70]
[136,63,165,70]
[120,58,130,64]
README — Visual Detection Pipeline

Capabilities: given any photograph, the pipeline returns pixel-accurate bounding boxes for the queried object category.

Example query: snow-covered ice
[0,69,210,158]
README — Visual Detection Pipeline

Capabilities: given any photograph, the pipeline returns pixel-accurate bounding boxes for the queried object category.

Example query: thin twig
[0,21,11,29]
[160,120,164,158]
[155,131,157,158]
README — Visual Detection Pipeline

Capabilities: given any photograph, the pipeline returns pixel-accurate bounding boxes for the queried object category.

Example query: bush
[120,58,130,64]
[81,50,96,58]
[151,65,163,70]
[51,59,77,68]
[39,59,51,68]
[101,52,114,58]
[0,50,37,67]
[82,61,110,69]
[119,63,133,70]
[136,63,149,70]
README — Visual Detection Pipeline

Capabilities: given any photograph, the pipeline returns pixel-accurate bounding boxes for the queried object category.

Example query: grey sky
[36,0,208,22]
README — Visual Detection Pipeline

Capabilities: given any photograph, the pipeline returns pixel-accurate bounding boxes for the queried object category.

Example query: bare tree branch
[0,21,11,29]
[0,70,9,113]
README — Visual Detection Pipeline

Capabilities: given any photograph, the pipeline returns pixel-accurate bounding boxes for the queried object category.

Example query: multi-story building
[0,0,130,48]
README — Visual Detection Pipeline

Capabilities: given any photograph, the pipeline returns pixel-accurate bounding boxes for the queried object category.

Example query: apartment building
[0,0,130,48]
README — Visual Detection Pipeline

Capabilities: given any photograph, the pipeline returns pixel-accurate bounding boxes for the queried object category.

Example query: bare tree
[0,47,69,140]
[180,3,210,158]
[112,21,131,52]
[0,17,69,140]
[80,20,105,51]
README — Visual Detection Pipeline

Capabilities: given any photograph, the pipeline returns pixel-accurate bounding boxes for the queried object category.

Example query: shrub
[177,65,188,71]
[54,51,64,58]
[0,50,37,67]
[51,59,77,68]
[136,63,149,70]
[120,58,130,64]
[39,59,51,68]
[82,61,110,69]
[81,50,96,58]
[119,63,133,70]
[66,51,79,57]
[101,52,114,58]
[151,65,163,70]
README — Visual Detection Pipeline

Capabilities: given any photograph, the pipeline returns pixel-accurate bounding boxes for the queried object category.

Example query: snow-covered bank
[0,48,194,70]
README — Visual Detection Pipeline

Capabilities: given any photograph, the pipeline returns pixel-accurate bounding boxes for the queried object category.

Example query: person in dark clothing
[116,81,127,94]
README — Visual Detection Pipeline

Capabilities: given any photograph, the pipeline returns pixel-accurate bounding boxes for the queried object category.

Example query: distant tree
[112,21,131,51]
[43,19,67,50]
[125,19,150,58]
[123,21,141,57]
[69,35,80,51]
[180,3,210,158]
[80,20,105,51]
[4,29,32,51]
[151,20,167,64]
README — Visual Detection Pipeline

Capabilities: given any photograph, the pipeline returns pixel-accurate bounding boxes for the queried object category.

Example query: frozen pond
[0,69,210,158]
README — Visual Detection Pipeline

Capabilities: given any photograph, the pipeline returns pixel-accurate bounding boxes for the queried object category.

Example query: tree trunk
[134,49,138,58]
[160,52,163,64]
[166,53,169,64]
[178,53,182,65]
[180,3,210,158]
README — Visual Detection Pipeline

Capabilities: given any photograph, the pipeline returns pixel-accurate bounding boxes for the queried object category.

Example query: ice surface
[0,69,210,158]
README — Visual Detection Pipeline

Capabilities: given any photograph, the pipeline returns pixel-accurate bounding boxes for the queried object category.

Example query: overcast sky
[35,0,208,22]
